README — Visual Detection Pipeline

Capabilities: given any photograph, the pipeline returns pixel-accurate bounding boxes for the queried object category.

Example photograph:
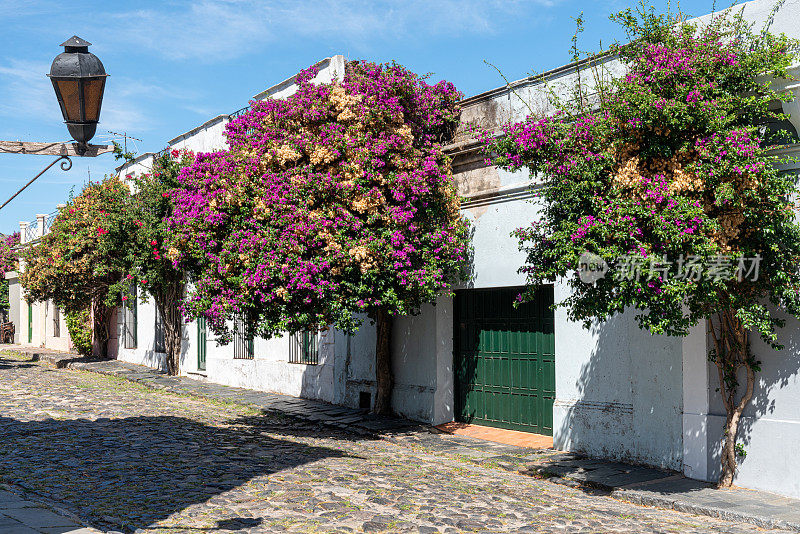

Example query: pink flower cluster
[0,232,19,275]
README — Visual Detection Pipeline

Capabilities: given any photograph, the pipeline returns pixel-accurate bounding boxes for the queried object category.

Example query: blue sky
[0,0,732,233]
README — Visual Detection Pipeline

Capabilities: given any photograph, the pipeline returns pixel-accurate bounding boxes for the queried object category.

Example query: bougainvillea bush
[114,148,195,375]
[65,309,92,357]
[483,5,800,486]
[21,178,131,357]
[170,61,468,412]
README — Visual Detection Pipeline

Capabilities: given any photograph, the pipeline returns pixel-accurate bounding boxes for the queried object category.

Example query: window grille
[118,286,137,349]
[233,313,254,359]
[52,303,60,338]
[289,330,319,365]
[154,305,166,353]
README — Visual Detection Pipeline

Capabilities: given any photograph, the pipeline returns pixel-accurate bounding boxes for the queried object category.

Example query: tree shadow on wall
[553,309,685,471]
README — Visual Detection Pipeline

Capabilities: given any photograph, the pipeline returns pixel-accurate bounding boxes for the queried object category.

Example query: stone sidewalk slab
[0,489,100,533]
[523,452,800,532]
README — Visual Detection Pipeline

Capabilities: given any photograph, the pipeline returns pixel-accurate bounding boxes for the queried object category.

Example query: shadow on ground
[0,357,363,533]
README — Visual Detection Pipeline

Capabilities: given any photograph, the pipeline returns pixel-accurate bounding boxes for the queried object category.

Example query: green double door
[454,286,555,435]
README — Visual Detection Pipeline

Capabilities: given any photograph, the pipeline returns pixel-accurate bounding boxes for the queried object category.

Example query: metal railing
[24,219,38,242]
[228,106,250,119]
[43,210,57,234]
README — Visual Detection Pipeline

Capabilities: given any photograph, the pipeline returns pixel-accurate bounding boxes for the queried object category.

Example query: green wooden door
[197,317,207,371]
[27,304,33,343]
[454,286,555,435]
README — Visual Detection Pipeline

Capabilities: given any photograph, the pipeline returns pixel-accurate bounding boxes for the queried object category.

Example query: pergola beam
[0,141,114,157]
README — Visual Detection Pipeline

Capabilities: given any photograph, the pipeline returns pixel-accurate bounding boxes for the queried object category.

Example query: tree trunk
[709,308,756,488]
[91,297,111,359]
[156,281,184,376]
[374,306,394,415]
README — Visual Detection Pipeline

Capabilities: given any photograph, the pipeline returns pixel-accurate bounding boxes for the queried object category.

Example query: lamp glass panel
[83,78,105,122]
[55,79,81,122]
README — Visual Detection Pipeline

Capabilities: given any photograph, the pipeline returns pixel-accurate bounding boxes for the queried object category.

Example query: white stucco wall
[701,292,800,499]
[554,296,684,470]
[340,296,454,424]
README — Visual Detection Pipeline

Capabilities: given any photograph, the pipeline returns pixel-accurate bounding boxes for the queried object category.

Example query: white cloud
[97,0,561,63]
[103,2,274,62]
[0,60,161,134]
[98,98,152,133]
[97,76,203,132]
[0,59,62,125]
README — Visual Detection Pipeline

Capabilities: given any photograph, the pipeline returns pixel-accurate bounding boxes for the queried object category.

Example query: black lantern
[48,36,108,149]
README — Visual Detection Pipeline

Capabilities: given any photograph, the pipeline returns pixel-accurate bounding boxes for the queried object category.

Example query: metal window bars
[120,285,137,349]
[233,313,254,360]
[154,306,166,353]
[289,330,319,365]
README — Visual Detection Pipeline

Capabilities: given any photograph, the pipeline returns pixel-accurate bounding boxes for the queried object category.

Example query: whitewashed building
[9,0,800,501]
[8,210,73,352]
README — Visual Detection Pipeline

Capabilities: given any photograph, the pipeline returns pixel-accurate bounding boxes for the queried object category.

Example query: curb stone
[521,462,800,532]
[614,491,800,532]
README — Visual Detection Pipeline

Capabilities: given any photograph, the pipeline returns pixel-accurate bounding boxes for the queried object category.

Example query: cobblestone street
[0,352,792,534]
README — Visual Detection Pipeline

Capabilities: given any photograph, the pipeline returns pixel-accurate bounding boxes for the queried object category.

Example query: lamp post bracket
[0,140,113,157]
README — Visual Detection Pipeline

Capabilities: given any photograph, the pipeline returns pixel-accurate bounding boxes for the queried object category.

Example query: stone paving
[0,351,795,534]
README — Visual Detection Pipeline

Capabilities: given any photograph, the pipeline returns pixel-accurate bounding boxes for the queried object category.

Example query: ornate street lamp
[0,36,114,212]
[48,36,109,151]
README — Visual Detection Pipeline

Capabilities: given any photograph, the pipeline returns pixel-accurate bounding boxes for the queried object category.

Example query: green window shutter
[27,304,32,343]
[197,317,207,371]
